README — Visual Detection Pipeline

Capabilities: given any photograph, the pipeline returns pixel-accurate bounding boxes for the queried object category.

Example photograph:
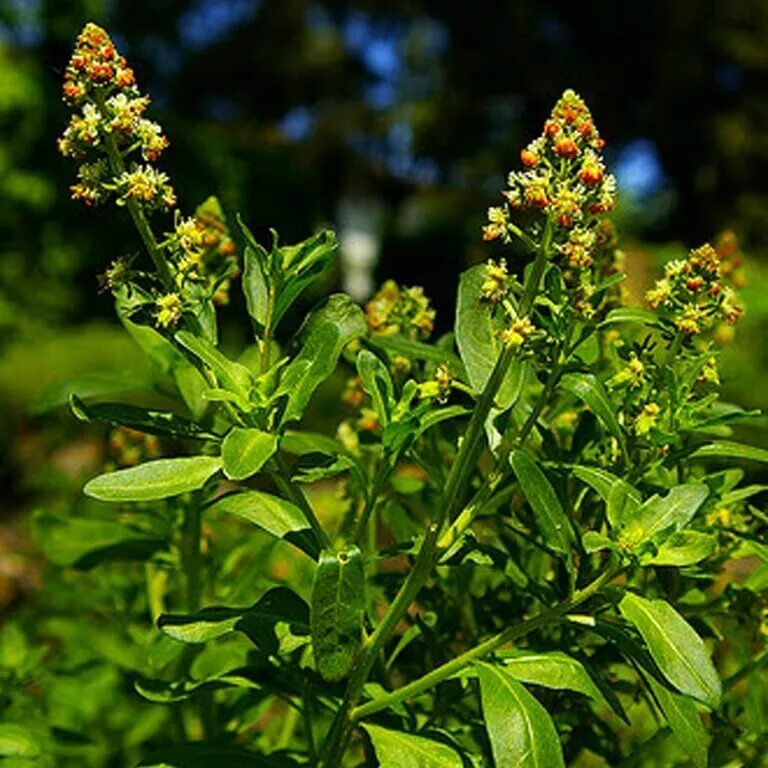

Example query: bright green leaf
[476,662,565,768]
[84,456,222,502]
[0,725,42,758]
[221,427,277,481]
[619,592,721,708]
[362,724,463,768]
[560,373,625,448]
[357,348,394,427]
[206,490,319,558]
[278,295,365,425]
[642,531,717,567]
[691,441,768,464]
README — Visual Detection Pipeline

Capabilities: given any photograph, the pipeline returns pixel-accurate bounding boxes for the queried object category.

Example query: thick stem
[321,218,556,764]
[351,563,619,721]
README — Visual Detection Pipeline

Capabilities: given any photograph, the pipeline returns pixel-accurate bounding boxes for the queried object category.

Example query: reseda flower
[480,259,509,303]
[154,293,184,328]
[501,316,536,348]
[58,23,174,210]
[646,242,743,338]
[486,89,617,246]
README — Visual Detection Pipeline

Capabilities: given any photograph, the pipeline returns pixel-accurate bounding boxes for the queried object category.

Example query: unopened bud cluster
[365,280,436,341]
[58,23,175,210]
[483,89,617,246]
[646,242,743,337]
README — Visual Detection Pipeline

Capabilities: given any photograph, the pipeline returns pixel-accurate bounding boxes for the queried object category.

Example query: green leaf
[207,491,319,559]
[621,484,709,547]
[32,511,166,568]
[572,466,642,509]
[499,650,608,705]
[159,587,309,654]
[362,724,463,768]
[273,229,338,326]
[84,456,222,502]
[357,348,395,427]
[691,440,768,464]
[476,662,566,768]
[121,315,208,419]
[70,395,217,440]
[221,427,277,481]
[455,265,526,409]
[600,307,661,327]
[241,239,270,328]
[642,531,717,567]
[510,449,575,555]
[175,330,253,401]
[582,530,615,553]
[560,372,625,447]
[619,592,721,708]
[646,674,710,768]
[0,725,42,758]
[278,295,365,425]
[311,546,365,681]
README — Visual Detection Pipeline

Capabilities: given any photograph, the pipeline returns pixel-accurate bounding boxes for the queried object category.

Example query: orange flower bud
[520,149,539,168]
[554,138,579,158]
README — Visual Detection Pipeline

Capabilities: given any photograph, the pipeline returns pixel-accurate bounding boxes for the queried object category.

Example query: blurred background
[1,0,768,630]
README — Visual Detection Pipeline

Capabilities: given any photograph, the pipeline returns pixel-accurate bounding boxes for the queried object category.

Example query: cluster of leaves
[3,24,768,768]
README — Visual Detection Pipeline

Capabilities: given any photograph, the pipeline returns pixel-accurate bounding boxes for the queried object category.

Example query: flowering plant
[5,22,768,768]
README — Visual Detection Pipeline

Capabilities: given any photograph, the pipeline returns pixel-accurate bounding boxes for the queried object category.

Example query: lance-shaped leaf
[175,330,253,401]
[368,333,463,369]
[206,491,319,559]
[455,264,526,409]
[560,372,625,448]
[311,546,365,681]
[690,440,768,464]
[356,348,395,427]
[476,662,566,768]
[641,531,717,567]
[362,724,463,768]
[498,650,608,706]
[620,484,709,546]
[619,592,721,708]
[278,295,365,425]
[240,217,271,327]
[221,427,277,481]
[572,466,642,511]
[646,674,710,768]
[84,456,222,502]
[600,307,661,327]
[159,587,309,654]
[510,449,575,555]
[71,395,218,440]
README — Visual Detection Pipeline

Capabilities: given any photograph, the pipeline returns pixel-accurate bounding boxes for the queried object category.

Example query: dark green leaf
[362,724,463,768]
[84,456,222,502]
[311,546,365,681]
[368,333,462,370]
[159,587,309,654]
[70,395,217,440]
[280,430,348,457]
[510,449,575,555]
[476,662,565,768]
[619,592,721,708]
[207,491,319,559]
[221,427,278,480]
[137,743,296,768]
[278,295,365,425]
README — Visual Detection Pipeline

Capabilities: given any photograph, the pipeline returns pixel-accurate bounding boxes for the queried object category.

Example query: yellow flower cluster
[364,280,436,341]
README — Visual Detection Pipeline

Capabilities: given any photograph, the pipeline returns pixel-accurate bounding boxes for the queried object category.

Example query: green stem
[351,563,619,722]
[270,454,331,551]
[320,218,556,765]
[95,92,175,291]
[354,462,393,546]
